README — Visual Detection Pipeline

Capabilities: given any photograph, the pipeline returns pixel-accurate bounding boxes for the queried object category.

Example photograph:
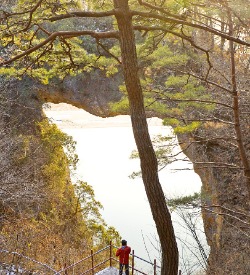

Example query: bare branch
[193,161,241,168]
[138,0,186,21]
[204,204,250,219]
[1,0,43,17]
[202,207,250,227]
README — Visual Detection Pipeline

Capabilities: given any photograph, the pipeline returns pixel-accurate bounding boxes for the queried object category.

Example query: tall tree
[0,0,249,274]
[113,1,178,274]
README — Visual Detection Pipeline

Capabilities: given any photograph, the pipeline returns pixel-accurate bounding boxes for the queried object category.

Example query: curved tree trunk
[113,1,179,274]
[227,7,250,196]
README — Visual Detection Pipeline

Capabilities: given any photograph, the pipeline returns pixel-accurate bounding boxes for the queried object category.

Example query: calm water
[45,104,206,273]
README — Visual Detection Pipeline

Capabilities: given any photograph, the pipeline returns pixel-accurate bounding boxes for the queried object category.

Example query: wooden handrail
[1,244,161,275]
[62,242,160,275]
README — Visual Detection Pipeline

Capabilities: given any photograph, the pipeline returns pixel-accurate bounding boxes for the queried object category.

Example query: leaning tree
[0,1,249,274]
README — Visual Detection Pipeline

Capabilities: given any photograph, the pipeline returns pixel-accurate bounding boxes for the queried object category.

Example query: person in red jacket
[116,239,131,275]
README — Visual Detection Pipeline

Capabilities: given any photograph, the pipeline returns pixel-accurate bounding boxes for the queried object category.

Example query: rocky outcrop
[37,71,123,117]
[0,76,120,272]
[178,127,250,274]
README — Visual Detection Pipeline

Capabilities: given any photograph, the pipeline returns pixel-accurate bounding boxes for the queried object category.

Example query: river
[44,103,207,274]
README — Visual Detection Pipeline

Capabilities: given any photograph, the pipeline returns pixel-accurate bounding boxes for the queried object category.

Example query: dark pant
[119,263,129,275]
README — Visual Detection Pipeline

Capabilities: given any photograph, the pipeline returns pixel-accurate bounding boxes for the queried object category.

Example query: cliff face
[1,78,87,269]
[0,76,120,272]
[179,129,250,274]
[37,71,123,117]
[1,70,249,274]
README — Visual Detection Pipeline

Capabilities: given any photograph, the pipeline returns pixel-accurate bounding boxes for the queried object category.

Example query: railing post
[132,250,135,275]
[110,241,112,268]
[154,259,156,275]
[91,249,94,275]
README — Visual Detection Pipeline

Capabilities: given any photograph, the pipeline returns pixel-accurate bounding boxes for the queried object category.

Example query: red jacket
[116,245,131,264]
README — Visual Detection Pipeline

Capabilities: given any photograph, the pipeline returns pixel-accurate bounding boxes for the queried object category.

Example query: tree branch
[174,69,232,94]
[96,39,121,64]
[132,10,250,46]
[0,30,119,66]
[158,97,233,109]
[1,0,43,17]
[48,10,115,22]
[193,161,241,168]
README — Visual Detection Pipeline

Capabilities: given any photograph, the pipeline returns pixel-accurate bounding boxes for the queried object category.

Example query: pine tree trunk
[113,1,179,274]
[228,8,250,196]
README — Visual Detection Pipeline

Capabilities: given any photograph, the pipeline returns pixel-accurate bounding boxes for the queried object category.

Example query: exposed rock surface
[0,76,117,271]
[178,129,250,274]
[37,71,123,117]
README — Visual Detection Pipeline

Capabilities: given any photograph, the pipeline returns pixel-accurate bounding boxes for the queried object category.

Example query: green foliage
[133,38,213,135]
[74,180,103,222]
[168,192,201,209]
[0,0,119,83]
[37,119,78,192]
[143,76,211,135]
[150,134,174,167]
[162,75,214,133]
[130,134,175,178]
[74,180,120,246]
[35,119,120,251]
[165,75,189,88]
[109,84,130,114]
[137,37,189,68]
[144,96,168,114]
[148,46,189,69]
[129,171,142,179]
[162,0,193,10]
[109,97,129,113]
[38,119,78,169]
[85,0,113,11]
[0,38,118,84]
[111,34,211,162]
[163,119,201,134]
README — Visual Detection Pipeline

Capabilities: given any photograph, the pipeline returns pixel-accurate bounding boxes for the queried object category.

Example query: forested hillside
[0,77,120,272]
[0,0,249,274]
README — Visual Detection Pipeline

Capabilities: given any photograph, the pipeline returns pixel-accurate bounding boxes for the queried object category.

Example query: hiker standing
[116,239,131,275]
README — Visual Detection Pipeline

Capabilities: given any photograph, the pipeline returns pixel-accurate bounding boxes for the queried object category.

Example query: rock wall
[178,127,250,274]
[0,76,120,272]
[37,71,123,117]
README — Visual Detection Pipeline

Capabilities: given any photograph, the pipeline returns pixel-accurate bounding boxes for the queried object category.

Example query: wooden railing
[57,241,161,275]
[1,243,161,275]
